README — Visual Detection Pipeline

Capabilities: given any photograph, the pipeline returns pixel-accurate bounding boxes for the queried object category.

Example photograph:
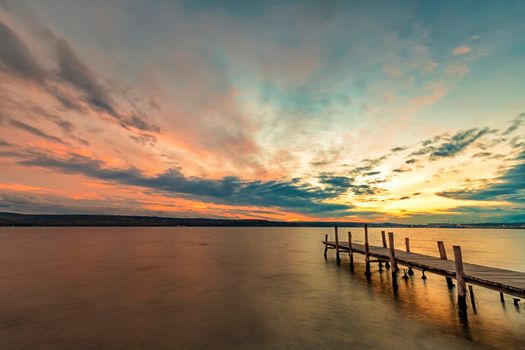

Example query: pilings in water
[388,232,399,290]
[405,237,414,276]
[364,224,371,277]
[335,225,341,265]
[437,241,455,289]
[469,285,477,311]
[323,234,328,259]
[322,226,525,316]
[348,232,354,272]
[388,232,399,272]
[453,245,468,315]
[381,231,390,269]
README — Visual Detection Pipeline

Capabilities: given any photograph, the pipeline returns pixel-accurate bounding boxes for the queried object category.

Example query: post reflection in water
[0,227,524,350]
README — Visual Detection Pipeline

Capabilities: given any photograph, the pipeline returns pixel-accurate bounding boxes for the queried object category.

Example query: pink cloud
[452,46,471,55]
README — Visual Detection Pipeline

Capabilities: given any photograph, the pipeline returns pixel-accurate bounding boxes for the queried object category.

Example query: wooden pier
[323,226,525,314]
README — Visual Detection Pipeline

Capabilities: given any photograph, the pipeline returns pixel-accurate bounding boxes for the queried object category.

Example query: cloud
[55,39,115,115]
[391,146,407,152]
[502,113,525,135]
[9,119,66,144]
[430,128,492,159]
[452,46,471,55]
[16,152,352,215]
[0,16,159,134]
[408,128,492,160]
[437,151,525,203]
[54,40,160,133]
[0,19,45,82]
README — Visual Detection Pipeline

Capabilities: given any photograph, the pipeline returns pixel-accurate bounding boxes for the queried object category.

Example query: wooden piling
[468,285,476,310]
[453,245,467,314]
[405,237,414,275]
[348,232,354,272]
[388,232,399,271]
[323,234,328,259]
[364,224,371,276]
[335,225,341,265]
[500,292,505,303]
[437,241,454,288]
[321,236,525,305]
[380,231,390,268]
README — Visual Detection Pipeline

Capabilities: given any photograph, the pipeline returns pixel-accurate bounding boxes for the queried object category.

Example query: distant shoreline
[1,212,524,229]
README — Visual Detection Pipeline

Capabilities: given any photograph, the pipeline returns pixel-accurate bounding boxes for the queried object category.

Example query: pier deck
[324,240,525,299]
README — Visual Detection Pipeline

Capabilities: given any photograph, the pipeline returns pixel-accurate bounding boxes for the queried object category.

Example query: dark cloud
[0,19,45,82]
[437,151,525,203]
[55,39,115,115]
[502,113,525,135]
[422,135,442,146]
[408,128,492,161]
[390,146,407,152]
[318,173,384,198]
[351,184,381,196]
[318,174,353,191]
[399,196,410,200]
[0,16,159,134]
[0,139,10,146]
[17,152,352,215]
[510,136,525,149]
[54,40,160,133]
[405,158,417,164]
[349,155,388,175]
[45,85,86,112]
[9,119,66,144]
[430,128,493,159]
[472,151,492,158]
[130,133,157,146]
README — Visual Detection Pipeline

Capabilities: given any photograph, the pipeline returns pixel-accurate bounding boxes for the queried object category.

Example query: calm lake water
[0,227,524,350]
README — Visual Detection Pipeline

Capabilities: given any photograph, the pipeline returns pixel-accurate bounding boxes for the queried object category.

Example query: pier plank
[323,241,525,298]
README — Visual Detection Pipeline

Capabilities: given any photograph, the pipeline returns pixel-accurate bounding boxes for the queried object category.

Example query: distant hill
[0,212,524,228]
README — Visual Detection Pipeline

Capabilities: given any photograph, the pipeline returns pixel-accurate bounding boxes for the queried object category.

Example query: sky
[0,0,524,223]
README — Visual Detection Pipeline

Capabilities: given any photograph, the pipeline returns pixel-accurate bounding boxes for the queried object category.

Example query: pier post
[500,292,505,303]
[453,245,467,314]
[348,232,354,272]
[382,231,390,268]
[381,231,387,248]
[335,225,341,265]
[388,232,399,272]
[437,241,454,288]
[323,234,328,259]
[364,224,371,277]
[468,285,477,311]
[405,237,414,275]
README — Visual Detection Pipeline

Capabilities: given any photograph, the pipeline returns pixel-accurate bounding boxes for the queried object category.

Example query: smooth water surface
[0,227,524,350]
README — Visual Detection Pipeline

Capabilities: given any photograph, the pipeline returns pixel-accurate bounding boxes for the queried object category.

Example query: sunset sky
[0,0,524,223]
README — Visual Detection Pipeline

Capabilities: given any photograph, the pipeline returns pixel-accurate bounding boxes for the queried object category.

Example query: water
[0,227,524,350]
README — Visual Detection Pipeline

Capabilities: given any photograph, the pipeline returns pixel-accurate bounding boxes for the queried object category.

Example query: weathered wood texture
[453,245,467,312]
[388,232,399,271]
[323,241,525,298]
[437,241,454,288]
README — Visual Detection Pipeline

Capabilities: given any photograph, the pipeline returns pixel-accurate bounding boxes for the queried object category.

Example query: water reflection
[0,227,524,350]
